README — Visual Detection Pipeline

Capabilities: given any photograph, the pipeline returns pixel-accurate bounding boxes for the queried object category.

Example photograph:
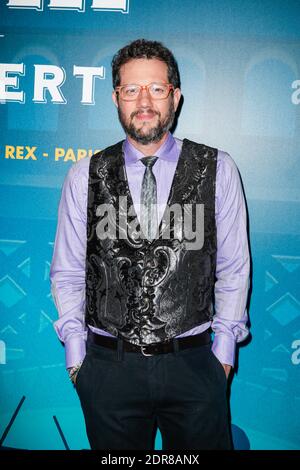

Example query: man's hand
[70,368,80,385]
[222,364,231,379]
[67,361,83,385]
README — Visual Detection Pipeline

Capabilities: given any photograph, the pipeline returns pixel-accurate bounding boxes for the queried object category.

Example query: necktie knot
[140,156,158,169]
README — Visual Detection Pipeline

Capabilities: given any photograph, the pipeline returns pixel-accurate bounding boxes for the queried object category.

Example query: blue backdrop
[1,0,300,450]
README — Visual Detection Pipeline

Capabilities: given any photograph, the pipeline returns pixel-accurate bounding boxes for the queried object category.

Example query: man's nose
[136,87,152,105]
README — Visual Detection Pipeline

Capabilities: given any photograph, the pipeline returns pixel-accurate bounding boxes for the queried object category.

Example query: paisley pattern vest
[85,138,217,346]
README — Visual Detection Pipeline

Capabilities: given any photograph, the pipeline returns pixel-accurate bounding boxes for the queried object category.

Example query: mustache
[130,108,161,119]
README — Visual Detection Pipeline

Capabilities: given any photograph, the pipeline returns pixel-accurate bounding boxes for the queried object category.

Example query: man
[50,39,250,450]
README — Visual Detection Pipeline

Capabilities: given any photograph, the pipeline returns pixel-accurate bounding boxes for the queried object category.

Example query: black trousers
[75,337,232,450]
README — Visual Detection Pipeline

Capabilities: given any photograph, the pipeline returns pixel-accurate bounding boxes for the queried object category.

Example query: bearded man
[50,39,250,450]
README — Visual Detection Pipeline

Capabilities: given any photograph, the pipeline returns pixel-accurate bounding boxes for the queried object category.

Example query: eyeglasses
[115,82,174,101]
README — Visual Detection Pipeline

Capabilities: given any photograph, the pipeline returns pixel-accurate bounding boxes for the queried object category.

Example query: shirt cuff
[65,335,86,370]
[211,334,236,368]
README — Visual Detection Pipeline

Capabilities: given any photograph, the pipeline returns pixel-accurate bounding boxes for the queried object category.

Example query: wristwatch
[67,361,83,385]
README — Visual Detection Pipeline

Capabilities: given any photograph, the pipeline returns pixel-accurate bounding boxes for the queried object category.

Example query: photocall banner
[0,0,300,450]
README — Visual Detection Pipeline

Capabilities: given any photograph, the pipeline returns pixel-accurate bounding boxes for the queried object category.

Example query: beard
[117,99,176,145]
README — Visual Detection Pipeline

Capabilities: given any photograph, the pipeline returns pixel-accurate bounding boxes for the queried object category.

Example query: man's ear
[112,91,119,108]
[173,88,181,112]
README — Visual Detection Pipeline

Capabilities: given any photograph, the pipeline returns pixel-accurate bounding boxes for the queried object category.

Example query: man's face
[112,58,181,145]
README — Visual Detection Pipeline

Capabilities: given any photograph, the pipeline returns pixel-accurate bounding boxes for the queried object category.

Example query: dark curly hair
[112,39,180,89]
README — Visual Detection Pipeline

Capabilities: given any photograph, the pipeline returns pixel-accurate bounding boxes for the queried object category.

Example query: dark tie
[140,156,158,240]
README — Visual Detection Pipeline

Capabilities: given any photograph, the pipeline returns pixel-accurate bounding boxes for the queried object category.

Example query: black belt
[88,329,211,356]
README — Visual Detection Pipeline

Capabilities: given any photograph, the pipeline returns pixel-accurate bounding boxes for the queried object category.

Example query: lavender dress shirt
[50,132,250,369]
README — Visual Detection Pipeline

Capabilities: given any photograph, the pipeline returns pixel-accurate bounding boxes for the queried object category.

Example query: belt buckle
[141,345,154,357]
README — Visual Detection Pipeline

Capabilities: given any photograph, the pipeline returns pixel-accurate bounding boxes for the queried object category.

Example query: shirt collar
[123,132,178,165]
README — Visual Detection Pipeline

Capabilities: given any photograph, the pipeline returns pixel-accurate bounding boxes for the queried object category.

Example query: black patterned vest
[85,138,217,346]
